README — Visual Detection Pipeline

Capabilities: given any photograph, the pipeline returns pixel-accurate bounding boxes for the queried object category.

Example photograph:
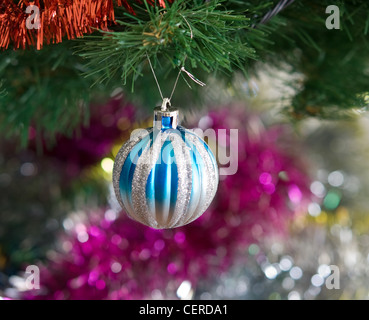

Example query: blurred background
[1,0,369,300]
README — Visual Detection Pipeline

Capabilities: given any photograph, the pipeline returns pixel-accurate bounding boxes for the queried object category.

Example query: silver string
[146,13,205,104]
[147,1,293,101]
[146,52,164,101]
[169,59,186,101]
[169,13,204,99]
[252,0,295,28]
[180,13,193,39]
[181,67,206,87]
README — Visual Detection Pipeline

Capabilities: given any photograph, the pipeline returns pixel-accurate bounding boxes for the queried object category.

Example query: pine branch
[78,0,264,88]
[264,0,369,119]
[0,42,107,146]
[1,0,369,146]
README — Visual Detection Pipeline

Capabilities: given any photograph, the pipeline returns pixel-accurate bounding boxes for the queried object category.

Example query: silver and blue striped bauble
[112,104,218,229]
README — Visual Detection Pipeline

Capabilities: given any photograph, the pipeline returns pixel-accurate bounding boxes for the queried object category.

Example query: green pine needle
[1,0,369,145]
[78,0,259,88]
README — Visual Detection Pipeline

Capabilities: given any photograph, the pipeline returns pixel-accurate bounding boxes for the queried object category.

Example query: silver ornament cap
[153,98,179,130]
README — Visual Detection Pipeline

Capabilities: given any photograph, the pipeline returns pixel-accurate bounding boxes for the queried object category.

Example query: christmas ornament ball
[113,104,218,229]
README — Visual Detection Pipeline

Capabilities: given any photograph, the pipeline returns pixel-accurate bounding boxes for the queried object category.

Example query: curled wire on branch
[256,0,295,27]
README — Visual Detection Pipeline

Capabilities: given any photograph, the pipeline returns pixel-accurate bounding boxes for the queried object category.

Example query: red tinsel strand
[0,0,172,50]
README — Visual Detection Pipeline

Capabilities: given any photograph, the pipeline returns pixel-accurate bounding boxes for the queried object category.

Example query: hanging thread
[146,13,206,106]
[146,52,164,101]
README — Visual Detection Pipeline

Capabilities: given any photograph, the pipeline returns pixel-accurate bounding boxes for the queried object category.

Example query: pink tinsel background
[25,103,311,300]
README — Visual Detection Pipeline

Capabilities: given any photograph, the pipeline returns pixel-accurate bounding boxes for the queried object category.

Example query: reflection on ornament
[113,104,218,229]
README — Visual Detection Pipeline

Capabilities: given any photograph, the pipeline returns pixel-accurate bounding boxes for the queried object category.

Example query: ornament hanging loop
[161,97,171,111]
[154,103,179,130]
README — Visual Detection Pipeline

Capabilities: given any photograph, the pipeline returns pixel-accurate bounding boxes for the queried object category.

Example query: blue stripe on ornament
[146,139,178,226]
[119,134,151,214]
[179,126,218,171]
[177,127,208,222]
[198,137,218,171]
[185,137,202,221]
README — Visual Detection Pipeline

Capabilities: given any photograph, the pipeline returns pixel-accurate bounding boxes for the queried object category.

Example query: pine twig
[78,0,258,87]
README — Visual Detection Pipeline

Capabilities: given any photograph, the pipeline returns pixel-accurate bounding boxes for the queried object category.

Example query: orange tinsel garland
[0,0,170,50]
